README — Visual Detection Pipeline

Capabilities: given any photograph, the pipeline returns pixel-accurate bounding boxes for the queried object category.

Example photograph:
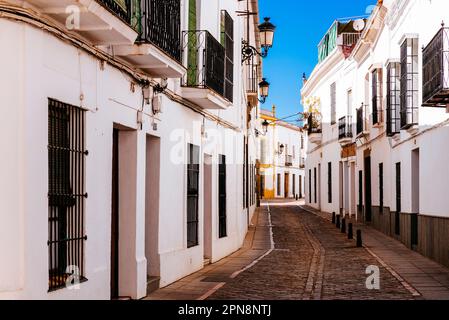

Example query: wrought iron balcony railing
[98,0,133,24]
[182,30,226,99]
[338,115,353,141]
[423,26,449,107]
[307,114,322,135]
[246,60,259,94]
[339,33,361,47]
[137,0,181,62]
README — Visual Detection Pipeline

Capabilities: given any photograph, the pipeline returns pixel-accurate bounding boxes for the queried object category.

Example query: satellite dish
[353,19,365,32]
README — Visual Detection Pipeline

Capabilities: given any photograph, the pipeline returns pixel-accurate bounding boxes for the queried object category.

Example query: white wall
[0,0,260,299]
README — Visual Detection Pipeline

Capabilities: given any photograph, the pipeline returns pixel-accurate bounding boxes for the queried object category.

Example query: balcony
[318,20,365,63]
[111,0,185,78]
[338,33,361,58]
[246,61,260,108]
[285,155,293,167]
[180,30,231,110]
[26,0,138,45]
[423,27,449,107]
[338,116,353,144]
[307,115,322,145]
[356,104,369,137]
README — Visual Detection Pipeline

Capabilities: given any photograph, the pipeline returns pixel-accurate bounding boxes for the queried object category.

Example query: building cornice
[301,48,344,98]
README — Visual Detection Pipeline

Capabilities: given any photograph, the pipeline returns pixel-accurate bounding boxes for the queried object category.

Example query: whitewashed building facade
[259,107,306,200]
[0,0,266,299]
[303,0,449,269]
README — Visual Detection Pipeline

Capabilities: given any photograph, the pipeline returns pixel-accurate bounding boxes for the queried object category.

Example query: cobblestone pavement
[209,202,414,300]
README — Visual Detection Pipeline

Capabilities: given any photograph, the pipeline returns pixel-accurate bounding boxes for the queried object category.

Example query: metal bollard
[341,218,346,233]
[332,212,336,224]
[336,215,341,229]
[356,230,363,247]
[348,223,354,240]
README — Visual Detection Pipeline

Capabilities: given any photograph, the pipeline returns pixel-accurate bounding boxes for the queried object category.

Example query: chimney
[272,105,276,117]
[302,73,308,85]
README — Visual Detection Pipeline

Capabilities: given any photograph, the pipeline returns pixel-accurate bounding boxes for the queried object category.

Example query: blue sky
[258,0,376,122]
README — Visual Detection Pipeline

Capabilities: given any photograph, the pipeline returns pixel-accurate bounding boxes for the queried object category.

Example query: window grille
[219,155,227,238]
[400,38,419,128]
[187,143,200,248]
[48,98,88,292]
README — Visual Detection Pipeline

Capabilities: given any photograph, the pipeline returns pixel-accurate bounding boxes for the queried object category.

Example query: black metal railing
[387,62,401,136]
[356,105,364,136]
[187,143,199,248]
[98,0,133,24]
[423,27,449,106]
[400,38,419,129]
[246,59,259,94]
[182,30,226,99]
[219,155,227,238]
[137,0,181,62]
[307,114,322,135]
[338,115,353,140]
[48,99,88,292]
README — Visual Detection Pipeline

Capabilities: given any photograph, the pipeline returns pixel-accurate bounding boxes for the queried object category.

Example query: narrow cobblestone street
[146,200,449,300]
[210,201,413,300]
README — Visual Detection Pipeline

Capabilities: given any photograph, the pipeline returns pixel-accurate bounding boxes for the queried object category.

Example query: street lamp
[241,17,276,63]
[258,17,276,51]
[258,78,270,104]
[255,119,270,137]
[278,144,285,155]
[262,119,270,134]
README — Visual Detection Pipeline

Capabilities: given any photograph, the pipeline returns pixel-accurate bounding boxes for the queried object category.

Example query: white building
[258,107,306,200]
[303,0,449,269]
[0,0,268,299]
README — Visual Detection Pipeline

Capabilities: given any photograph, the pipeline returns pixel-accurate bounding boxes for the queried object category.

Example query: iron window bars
[356,105,364,136]
[338,115,353,140]
[372,68,383,125]
[219,155,227,238]
[379,163,384,214]
[221,11,234,102]
[400,38,419,129]
[137,0,181,62]
[423,26,449,107]
[277,174,281,197]
[246,57,259,94]
[182,30,226,99]
[48,99,88,292]
[386,62,401,136]
[187,144,200,248]
[328,162,332,204]
[309,170,312,204]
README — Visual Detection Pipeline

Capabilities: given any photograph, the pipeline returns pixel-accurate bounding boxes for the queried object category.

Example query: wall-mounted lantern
[258,78,270,103]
